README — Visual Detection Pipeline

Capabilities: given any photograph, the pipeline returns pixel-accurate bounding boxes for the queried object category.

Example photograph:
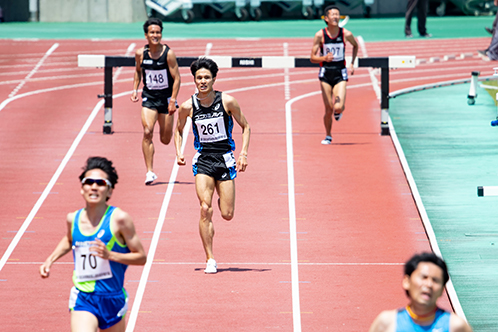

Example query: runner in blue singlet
[40,157,146,331]
[368,252,473,332]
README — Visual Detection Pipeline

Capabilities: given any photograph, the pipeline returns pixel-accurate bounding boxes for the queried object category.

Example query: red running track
[0,36,489,331]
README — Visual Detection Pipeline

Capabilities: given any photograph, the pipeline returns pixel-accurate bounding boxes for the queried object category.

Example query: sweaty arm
[310,30,331,64]
[39,213,74,278]
[167,49,181,115]
[130,48,144,102]
[223,93,250,172]
[174,99,193,166]
[90,209,146,266]
[368,310,397,332]
[450,313,473,332]
[344,28,358,75]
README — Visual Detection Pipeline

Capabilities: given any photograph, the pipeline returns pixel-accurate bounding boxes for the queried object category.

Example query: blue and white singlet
[71,206,130,294]
[396,307,450,332]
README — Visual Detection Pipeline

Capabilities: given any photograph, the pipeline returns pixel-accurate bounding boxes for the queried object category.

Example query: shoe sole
[145,175,157,185]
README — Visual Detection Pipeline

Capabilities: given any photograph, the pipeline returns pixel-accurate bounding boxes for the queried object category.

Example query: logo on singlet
[214,103,220,111]
[143,60,153,64]
[194,111,224,121]
[97,229,105,238]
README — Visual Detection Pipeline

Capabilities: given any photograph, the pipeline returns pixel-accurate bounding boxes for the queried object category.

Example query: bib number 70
[74,245,112,282]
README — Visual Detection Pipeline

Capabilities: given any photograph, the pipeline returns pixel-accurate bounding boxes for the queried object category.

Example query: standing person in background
[175,58,250,274]
[310,5,358,145]
[131,18,181,185]
[478,0,498,60]
[405,0,432,38]
[39,156,147,331]
[485,0,498,35]
[368,252,473,332]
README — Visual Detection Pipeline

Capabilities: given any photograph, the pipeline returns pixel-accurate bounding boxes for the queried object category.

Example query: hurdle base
[478,186,498,197]
[103,123,113,135]
[380,123,390,136]
[467,96,475,105]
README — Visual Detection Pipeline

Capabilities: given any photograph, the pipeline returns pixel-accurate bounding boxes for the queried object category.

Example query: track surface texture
[0,34,490,331]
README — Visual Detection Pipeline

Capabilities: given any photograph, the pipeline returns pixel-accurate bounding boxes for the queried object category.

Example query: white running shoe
[204,258,217,274]
[334,112,343,121]
[321,136,332,145]
[145,171,157,185]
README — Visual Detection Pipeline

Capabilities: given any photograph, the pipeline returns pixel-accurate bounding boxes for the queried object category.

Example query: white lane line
[8,43,59,98]
[285,90,320,332]
[0,43,136,272]
[0,97,103,272]
[283,42,291,100]
[358,39,467,319]
[125,117,192,332]
[113,43,136,79]
[205,43,213,56]
[389,108,467,321]
[0,81,101,112]
[8,261,405,266]
[0,76,368,272]
[357,36,381,101]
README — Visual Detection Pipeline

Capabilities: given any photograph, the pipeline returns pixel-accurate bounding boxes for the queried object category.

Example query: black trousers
[405,0,428,36]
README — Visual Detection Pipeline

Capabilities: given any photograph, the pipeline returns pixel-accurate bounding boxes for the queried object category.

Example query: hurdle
[358,56,416,135]
[478,186,498,197]
[467,71,479,105]
[78,54,416,135]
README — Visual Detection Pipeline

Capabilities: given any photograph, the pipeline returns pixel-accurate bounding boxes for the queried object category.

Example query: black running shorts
[141,90,177,114]
[318,67,348,88]
[192,152,237,181]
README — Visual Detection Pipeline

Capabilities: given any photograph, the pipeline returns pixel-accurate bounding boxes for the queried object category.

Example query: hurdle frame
[77,54,415,135]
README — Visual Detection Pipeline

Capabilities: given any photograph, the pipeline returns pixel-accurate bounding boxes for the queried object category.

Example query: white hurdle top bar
[78,55,416,69]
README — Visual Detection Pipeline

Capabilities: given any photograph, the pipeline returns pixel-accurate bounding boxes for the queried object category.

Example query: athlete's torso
[71,206,130,294]
[396,308,451,332]
[141,44,174,97]
[320,27,346,69]
[191,91,235,154]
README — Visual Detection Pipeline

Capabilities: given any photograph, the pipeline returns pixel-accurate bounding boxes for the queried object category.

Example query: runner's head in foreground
[39,156,146,332]
[174,57,250,274]
[368,252,473,332]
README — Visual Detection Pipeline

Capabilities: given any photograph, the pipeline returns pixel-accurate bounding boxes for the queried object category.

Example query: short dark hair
[404,252,450,286]
[190,57,219,78]
[324,5,340,16]
[79,156,118,189]
[143,17,163,33]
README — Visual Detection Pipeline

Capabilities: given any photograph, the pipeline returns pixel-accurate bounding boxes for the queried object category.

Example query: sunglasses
[81,177,112,187]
